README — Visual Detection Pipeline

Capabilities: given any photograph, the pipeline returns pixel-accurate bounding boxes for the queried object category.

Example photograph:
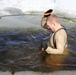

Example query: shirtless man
[41,14,67,54]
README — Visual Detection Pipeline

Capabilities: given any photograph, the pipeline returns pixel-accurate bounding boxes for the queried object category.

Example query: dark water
[0,15,76,74]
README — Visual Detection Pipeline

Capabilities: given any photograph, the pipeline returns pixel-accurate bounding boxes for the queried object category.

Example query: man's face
[46,21,54,32]
[46,21,52,29]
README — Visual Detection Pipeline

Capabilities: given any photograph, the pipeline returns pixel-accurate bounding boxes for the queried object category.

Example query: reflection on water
[0,17,76,75]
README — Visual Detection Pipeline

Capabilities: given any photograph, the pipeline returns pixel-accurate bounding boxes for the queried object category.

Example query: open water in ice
[0,14,76,75]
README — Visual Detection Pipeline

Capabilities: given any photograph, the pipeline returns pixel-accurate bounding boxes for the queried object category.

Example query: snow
[0,0,76,17]
[0,0,55,13]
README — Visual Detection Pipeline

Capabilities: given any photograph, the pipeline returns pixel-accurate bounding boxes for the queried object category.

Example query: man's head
[41,9,53,29]
[46,14,60,32]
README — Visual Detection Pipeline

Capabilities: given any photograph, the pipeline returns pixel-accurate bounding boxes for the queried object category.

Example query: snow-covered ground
[0,0,55,16]
[0,0,55,11]
[0,0,76,17]
[0,71,76,75]
[0,0,76,19]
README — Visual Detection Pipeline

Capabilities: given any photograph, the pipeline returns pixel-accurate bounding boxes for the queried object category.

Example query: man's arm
[46,32,66,54]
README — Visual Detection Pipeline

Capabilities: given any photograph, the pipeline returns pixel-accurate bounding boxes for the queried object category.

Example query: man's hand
[40,41,48,51]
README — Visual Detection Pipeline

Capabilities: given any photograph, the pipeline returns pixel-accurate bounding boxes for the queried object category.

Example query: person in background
[41,9,67,54]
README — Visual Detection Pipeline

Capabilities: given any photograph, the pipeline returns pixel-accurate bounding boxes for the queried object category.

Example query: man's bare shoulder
[55,29,67,37]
